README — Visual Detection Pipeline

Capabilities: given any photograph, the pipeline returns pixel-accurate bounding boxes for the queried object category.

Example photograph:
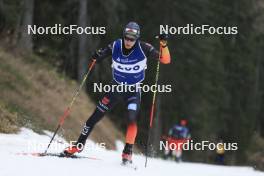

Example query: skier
[169,119,191,139]
[164,119,191,162]
[215,139,225,165]
[62,22,171,164]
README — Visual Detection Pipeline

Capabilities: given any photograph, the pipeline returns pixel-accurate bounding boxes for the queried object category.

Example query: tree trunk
[78,0,91,82]
[18,0,34,52]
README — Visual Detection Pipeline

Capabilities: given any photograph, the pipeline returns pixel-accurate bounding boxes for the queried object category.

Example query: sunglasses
[124,36,136,42]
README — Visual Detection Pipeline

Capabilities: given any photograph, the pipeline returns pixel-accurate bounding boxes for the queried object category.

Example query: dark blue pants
[76,81,141,145]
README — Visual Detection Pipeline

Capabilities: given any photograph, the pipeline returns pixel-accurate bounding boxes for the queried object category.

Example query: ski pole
[44,59,96,154]
[145,45,161,167]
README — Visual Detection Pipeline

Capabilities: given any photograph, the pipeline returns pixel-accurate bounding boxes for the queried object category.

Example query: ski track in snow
[0,128,263,176]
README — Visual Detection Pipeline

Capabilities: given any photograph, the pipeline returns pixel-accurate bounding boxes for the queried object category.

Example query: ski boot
[122,143,133,164]
[62,144,83,157]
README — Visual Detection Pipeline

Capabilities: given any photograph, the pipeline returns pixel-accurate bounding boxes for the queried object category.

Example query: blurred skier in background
[163,119,191,162]
[215,139,225,165]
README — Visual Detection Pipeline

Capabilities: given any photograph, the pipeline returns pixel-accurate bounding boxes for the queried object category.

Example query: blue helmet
[123,22,140,40]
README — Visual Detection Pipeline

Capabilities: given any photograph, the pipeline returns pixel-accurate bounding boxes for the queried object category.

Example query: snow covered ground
[0,128,263,176]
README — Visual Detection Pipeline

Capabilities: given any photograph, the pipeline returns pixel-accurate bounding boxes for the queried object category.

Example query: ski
[16,152,101,160]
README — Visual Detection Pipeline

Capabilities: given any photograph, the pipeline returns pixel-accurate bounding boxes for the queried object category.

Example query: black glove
[91,49,101,60]
[158,33,169,47]
[159,33,169,40]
